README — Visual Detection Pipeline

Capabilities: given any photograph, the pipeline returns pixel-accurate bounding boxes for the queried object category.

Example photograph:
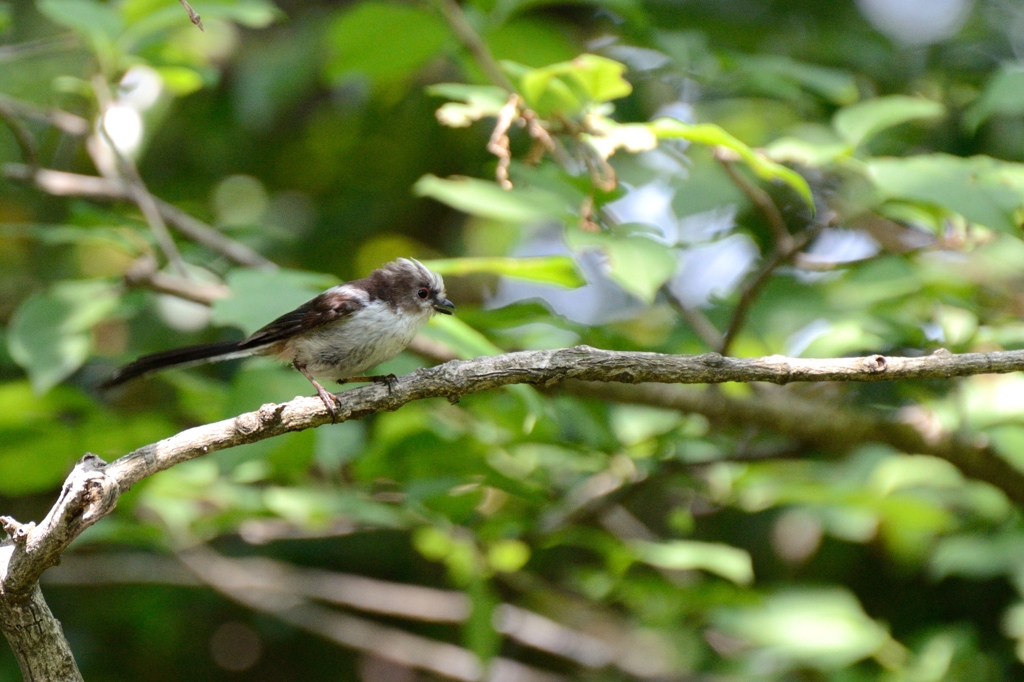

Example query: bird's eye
[418,288,430,299]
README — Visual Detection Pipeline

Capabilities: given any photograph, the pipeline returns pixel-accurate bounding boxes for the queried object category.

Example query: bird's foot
[373,374,399,392]
[313,385,340,421]
[294,362,340,421]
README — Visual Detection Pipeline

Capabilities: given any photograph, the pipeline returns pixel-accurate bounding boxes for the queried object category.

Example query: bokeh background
[5,0,1024,679]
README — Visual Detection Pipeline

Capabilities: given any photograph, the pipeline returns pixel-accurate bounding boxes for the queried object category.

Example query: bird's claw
[374,374,399,392]
[316,386,340,421]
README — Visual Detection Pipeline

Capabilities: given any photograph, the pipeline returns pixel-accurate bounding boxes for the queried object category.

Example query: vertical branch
[93,78,189,277]
[429,0,516,93]
[715,150,820,355]
[716,152,792,250]
[0,583,84,681]
[719,226,820,355]
[0,101,39,169]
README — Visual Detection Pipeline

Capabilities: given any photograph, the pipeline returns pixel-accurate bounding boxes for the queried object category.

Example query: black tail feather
[100,340,254,389]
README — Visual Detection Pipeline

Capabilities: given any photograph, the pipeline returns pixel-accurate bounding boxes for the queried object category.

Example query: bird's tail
[99,340,258,389]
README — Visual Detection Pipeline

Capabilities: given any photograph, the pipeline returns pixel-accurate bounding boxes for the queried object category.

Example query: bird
[101,258,455,418]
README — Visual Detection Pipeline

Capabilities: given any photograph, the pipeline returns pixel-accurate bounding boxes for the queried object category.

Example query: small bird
[102,258,455,417]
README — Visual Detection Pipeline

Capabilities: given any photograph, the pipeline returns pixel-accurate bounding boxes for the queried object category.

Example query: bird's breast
[287,302,428,379]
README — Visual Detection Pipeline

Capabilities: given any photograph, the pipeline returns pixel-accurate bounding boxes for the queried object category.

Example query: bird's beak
[433,298,455,315]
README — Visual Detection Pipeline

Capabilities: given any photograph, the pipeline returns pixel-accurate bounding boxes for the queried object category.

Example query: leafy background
[4,0,1024,679]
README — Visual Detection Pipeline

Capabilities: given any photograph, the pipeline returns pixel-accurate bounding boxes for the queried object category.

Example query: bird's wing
[240,287,366,349]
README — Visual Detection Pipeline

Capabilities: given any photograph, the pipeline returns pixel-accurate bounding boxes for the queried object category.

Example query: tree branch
[6,345,1024,675]
[4,164,276,269]
[179,548,566,682]
[719,224,821,355]
[429,0,516,93]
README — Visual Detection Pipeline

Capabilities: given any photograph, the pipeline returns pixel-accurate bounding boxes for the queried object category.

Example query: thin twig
[0,34,79,63]
[0,95,90,136]
[715,150,792,250]
[93,79,188,277]
[123,255,231,305]
[4,164,276,269]
[487,94,519,189]
[719,224,822,355]
[429,0,516,92]
[0,101,39,169]
[662,285,723,349]
[178,0,204,31]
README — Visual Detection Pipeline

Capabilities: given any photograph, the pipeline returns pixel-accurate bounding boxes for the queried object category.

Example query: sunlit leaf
[632,539,754,584]
[512,53,632,116]
[423,256,584,288]
[413,174,568,222]
[650,118,814,209]
[867,154,1024,233]
[833,95,944,148]
[156,66,204,96]
[427,83,510,127]
[715,590,890,670]
[583,117,658,160]
[566,226,677,302]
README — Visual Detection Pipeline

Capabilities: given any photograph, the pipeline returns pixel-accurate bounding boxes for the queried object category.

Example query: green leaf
[736,55,859,106]
[964,66,1024,133]
[422,256,584,287]
[566,227,677,302]
[325,2,449,85]
[37,0,122,41]
[649,118,814,210]
[427,83,510,127]
[632,539,754,584]
[867,154,1024,233]
[413,174,568,223]
[156,66,205,96]
[833,95,944,148]
[8,280,120,393]
[513,53,632,116]
[487,539,531,572]
[423,313,504,359]
[714,590,890,670]
[212,268,338,335]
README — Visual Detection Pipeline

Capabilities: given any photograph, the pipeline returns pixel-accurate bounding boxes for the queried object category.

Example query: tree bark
[0,583,82,681]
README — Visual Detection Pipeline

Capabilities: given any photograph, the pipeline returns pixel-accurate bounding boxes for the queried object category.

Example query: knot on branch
[0,518,33,545]
[865,355,887,373]
[699,352,724,367]
[237,402,287,434]
[58,454,119,532]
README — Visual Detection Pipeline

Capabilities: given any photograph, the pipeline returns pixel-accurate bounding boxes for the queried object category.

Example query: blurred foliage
[4,0,1024,680]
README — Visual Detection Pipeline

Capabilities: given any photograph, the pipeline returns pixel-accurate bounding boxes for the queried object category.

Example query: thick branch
[0,583,82,681]
[91,345,1024,506]
[4,345,1024,676]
